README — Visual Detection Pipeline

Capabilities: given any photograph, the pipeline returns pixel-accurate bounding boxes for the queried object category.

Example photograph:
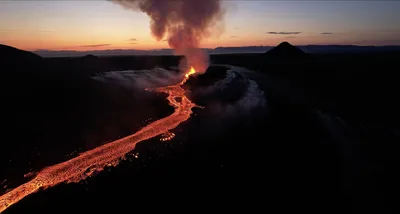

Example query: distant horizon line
[3,42,398,58]
[31,43,400,52]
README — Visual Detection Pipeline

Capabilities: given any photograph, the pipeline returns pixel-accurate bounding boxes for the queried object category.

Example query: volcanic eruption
[0,1,226,212]
[110,0,224,73]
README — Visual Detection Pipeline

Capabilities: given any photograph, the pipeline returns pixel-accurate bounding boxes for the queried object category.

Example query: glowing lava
[0,67,200,213]
[185,66,196,78]
[160,131,175,142]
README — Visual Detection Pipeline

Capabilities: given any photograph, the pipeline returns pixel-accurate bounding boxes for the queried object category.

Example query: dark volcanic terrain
[1,42,400,213]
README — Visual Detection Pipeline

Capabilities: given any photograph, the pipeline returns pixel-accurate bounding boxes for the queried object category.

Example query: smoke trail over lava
[110,0,224,73]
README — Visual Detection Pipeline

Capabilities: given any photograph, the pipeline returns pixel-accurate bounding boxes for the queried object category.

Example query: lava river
[0,67,199,213]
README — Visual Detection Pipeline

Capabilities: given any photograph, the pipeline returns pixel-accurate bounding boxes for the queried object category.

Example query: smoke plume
[110,0,224,73]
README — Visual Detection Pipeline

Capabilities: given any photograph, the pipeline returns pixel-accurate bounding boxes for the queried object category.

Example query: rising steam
[110,0,224,73]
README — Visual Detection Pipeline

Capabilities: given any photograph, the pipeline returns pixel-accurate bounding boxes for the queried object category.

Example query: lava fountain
[0,67,200,213]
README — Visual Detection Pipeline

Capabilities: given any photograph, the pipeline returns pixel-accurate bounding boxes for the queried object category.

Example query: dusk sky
[0,1,399,51]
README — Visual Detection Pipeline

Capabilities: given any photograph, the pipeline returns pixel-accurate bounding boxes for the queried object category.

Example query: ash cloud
[267,32,301,35]
[110,0,225,74]
[321,32,333,35]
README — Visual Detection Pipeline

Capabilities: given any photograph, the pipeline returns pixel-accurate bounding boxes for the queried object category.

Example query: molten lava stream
[0,67,200,213]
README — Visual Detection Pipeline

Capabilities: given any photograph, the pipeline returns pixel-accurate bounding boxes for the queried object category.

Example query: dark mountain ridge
[0,44,42,61]
[264,41,308,59]
[0,44,42,70]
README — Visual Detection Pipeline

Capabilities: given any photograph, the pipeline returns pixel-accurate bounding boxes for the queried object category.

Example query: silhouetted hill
[264,42,307,60]
[81,54,98,60]
[0,44,42,67]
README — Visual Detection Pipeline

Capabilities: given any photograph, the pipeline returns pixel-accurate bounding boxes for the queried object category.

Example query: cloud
[321,32,333,35]
[267,32,301,35]
[130,42,138,45]
[77,44,111,48]
[162,39,168,42]
[128,38,138,41]
[230,35,238,38]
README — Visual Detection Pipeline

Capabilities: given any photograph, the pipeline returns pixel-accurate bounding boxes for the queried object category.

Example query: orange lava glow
[160,131,176,142]
[185,66,196,78]
[0,67,200,213]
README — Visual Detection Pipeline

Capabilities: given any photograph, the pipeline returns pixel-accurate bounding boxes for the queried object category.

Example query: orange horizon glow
[3,36,391,52]
[1,1,400,52]
[3,31,397,52]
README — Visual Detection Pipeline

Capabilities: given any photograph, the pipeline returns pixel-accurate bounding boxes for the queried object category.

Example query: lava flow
[0,67,200,213]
